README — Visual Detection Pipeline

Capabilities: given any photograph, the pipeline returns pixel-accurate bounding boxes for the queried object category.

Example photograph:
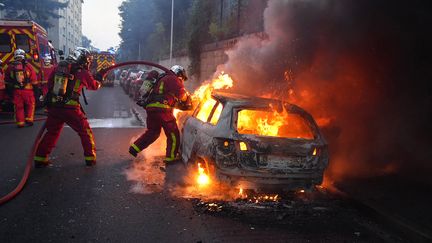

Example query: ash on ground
[192,189,351,226]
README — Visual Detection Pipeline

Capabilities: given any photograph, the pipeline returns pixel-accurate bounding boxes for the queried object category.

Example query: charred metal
[181,92,329,191]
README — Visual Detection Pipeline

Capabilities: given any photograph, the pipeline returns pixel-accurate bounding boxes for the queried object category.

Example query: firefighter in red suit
[34,47,102,168]
[129,65,192,163]
[41,55,55,96]
[5,49,38,127]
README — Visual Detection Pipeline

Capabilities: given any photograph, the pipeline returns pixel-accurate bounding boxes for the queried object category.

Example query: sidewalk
[336,174,432,242]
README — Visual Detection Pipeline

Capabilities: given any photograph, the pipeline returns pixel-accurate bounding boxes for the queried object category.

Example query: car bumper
[215,168,324,191]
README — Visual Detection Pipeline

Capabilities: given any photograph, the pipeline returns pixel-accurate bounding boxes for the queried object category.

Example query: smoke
[216,0,432,183]
[124,134,167,194]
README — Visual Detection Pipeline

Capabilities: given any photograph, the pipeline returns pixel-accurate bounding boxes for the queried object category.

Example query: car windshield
[236,108,315,139]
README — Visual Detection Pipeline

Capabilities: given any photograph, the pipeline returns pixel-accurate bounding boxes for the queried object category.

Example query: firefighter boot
[163,155,182,164]
[34,160,52,168]
[129,146,139,157]
[85,159,96,167]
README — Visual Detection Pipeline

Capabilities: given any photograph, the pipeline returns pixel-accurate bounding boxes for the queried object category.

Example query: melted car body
[180,92,329,191]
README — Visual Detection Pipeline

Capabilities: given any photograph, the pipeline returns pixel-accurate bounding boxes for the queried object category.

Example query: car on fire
[180,91,328,191]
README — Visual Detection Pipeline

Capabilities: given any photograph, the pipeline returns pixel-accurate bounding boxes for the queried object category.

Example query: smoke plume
[217,0,432,183]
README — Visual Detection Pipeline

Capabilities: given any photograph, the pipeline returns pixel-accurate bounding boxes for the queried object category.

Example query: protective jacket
[5,60,37,90]
[47,63,100,108]
[130,71,189,162]
[5,60,37,126]
[145,71,187,111]
[35,66,101,165]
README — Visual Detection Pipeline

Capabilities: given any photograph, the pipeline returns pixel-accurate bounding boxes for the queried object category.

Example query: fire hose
[0,121,46,205]
[0,60,169,205]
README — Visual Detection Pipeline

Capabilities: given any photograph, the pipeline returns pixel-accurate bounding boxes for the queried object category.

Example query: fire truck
[91,51,116,86]
[0,20,57,110]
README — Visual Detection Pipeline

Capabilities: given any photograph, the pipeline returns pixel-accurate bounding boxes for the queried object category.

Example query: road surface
[0,85,419,242]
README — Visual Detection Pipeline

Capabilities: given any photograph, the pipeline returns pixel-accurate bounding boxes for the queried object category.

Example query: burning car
[180,91,328,191]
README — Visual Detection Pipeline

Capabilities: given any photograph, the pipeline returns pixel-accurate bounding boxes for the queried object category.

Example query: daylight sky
[82,0,123,51]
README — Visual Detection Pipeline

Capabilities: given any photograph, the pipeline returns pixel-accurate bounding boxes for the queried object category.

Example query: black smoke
[216,0,432,183]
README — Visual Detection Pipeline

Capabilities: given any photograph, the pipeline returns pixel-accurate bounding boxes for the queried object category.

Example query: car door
[181,97,223,163]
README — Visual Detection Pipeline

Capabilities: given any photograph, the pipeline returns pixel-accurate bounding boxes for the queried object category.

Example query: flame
[237,105,314,139]
[196,162,210,187]
[193,72,233,101]
[192,72,234,123]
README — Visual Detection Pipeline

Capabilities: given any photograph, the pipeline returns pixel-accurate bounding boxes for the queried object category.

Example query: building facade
[47,0,83,56]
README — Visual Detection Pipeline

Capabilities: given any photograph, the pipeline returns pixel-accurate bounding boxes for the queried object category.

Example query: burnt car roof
[212,91,306,113]
[212,91,273,104]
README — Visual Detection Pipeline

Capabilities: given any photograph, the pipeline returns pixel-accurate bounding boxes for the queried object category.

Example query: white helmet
[170,65,188,81]
[43,55,52,65]
[14,49,25,61]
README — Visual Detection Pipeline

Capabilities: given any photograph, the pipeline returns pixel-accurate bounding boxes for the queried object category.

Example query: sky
[82,0,123,51]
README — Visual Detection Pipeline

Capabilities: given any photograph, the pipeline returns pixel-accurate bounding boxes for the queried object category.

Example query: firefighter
[34,47,102,168]
[5,49,37,127]
[129,65,192,163]
[41,55,55,97]
[138,70,159,97]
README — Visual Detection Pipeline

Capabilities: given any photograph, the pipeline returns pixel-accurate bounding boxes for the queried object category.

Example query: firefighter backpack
[11,61,30,89]
[50,60,76,104]
[136,71,164,107]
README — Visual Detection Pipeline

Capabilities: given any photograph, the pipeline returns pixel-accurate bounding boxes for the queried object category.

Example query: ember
[237,188,279,203]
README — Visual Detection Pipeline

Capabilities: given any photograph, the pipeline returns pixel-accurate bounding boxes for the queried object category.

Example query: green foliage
[0,0,69,29]
[117,0,265,78]
[208,21,228,41]
[187,0,216,77]
[117,0,193,62]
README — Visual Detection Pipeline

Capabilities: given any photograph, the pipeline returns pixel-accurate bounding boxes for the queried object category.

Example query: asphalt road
[0,85,417,242]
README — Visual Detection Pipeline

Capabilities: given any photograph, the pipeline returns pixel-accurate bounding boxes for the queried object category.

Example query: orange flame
[237,105,314,139]
[196,162,210,187]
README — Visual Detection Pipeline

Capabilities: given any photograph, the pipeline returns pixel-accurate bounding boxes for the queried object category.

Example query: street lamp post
[169,0,174,66]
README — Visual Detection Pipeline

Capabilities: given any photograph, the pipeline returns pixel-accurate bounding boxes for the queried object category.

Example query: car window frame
[192,97,222,126]
[207,101,223,125]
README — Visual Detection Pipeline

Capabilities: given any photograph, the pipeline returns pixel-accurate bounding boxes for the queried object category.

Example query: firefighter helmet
[14,49,25,61]
[43,55,52,65]
[170,65,188,81]
[146,70,160,82]
[68,47,92,66]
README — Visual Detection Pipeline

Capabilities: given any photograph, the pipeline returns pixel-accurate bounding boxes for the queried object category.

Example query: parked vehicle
[123,71,138,94]
[129,70,147,100]
[0,20,57,109]
[180,91,329,191]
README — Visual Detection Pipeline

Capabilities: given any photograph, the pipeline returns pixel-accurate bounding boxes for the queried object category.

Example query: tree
[82,35,92,49]
[117,0,193,62]
[187,0,216,77]
[0,0,68,29]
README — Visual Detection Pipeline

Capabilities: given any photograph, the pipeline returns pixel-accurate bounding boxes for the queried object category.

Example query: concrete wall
[158,32,265,85]
[159,48,227,84]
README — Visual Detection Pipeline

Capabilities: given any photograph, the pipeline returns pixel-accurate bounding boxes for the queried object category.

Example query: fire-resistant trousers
[130,110,180,161]
[13,89,35,126]
[34,107,96,164]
